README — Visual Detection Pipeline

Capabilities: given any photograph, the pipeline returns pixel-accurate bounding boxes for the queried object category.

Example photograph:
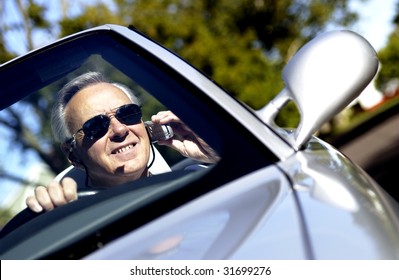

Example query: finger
[26,195,43,213]
[151,111,180,124]
[47,180,68,207]
[34,185,55,211]
[61,177,78,202]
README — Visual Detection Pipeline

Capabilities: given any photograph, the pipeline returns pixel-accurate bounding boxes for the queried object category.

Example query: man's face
[64,83,150,187]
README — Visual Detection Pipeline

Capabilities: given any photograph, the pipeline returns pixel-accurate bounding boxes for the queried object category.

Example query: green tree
[113,0,358,113]
[376,0,399,90]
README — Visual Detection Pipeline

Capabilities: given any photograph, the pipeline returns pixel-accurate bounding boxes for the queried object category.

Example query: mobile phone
[144,121,174,143]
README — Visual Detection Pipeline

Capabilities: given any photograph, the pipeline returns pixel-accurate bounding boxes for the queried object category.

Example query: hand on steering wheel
[25,177,78,213]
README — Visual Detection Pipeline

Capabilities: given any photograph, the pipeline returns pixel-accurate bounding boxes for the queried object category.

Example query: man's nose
[109,117,128,139]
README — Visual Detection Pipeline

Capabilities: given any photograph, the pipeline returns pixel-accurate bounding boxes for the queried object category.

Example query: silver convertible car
[0,24,398,259]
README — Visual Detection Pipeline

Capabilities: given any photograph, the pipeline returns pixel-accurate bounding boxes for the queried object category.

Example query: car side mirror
[258,30,379,150]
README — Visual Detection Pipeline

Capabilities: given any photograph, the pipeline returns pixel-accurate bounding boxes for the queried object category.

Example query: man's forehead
[65,83,134,120]
[74,83,131,103]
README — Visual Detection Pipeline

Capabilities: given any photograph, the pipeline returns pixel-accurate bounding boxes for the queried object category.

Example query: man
[26,72,219,213]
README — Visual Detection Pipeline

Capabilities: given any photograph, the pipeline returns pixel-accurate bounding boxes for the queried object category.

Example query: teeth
[116,144,133,154]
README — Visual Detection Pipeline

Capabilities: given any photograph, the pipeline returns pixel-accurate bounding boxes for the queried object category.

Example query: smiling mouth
[114,144,134,154]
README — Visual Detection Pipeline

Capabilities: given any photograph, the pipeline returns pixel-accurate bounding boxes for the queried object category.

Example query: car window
[0,27,276,189]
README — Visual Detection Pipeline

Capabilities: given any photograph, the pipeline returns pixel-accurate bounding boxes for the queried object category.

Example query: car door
[84,165,309,260]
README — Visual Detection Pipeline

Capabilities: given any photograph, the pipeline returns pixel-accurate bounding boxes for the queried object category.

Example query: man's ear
[61,142,84,169]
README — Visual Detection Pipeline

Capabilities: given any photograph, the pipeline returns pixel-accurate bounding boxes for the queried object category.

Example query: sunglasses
[70,103,142,142]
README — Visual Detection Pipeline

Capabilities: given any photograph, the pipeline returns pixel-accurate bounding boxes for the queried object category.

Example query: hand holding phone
[144,121,174,143]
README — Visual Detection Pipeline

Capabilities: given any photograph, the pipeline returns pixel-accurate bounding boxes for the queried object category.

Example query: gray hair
[51,72,141,143]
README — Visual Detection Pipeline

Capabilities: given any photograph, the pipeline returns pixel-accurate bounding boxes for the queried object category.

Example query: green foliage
[59,3,123,37]
[0,208,14,229]
[26,0,50,28]
[377,31,399,89]
[109,0,358,113]
[375,1,399,90]
[0,42,15,64]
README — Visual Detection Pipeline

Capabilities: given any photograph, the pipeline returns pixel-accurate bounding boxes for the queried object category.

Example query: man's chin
[114,163,147,178]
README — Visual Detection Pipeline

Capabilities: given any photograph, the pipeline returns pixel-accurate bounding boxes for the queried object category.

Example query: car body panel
[84,166,308,260]
[82,138,399,260]
[279,139,399,259]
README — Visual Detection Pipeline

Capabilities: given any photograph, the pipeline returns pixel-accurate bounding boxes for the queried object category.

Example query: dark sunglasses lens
[116,104,142,125]
[83,115,110,139]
